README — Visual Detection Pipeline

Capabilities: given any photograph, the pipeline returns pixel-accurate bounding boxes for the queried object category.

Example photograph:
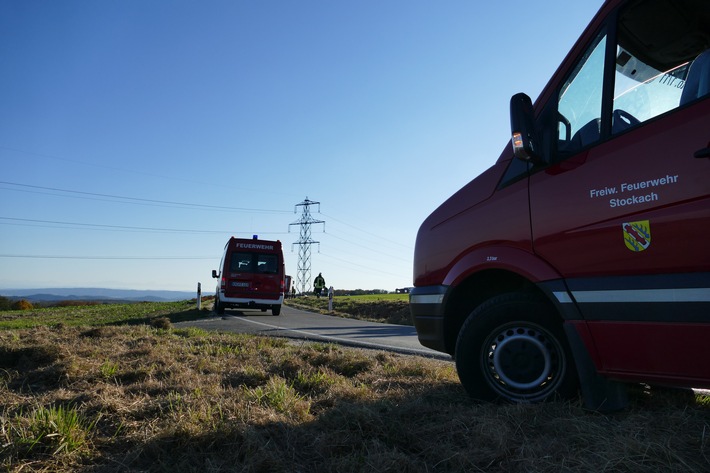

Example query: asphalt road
[174,304,451,360]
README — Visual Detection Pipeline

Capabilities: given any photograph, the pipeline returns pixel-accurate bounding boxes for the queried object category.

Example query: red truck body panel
[410,0,710,406]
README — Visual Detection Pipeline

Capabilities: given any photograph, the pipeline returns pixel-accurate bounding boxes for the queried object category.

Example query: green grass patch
[285,294,412,325]
[0,300,209,330]
[4,403,97,458]
[337,293,409,303]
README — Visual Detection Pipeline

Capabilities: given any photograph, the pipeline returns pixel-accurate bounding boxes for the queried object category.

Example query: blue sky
[0,1,602,292]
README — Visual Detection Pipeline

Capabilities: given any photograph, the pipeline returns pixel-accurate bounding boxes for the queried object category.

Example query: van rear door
[224,251,282,301]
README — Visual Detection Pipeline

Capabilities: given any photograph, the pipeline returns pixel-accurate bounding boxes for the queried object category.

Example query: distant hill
[0,288,196,303]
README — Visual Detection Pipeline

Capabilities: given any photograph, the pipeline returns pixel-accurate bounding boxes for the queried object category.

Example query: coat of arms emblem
[623,220,651,252]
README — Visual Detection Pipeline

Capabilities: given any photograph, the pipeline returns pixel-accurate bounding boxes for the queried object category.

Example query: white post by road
[328,286,333,312]
[197,282,202,310]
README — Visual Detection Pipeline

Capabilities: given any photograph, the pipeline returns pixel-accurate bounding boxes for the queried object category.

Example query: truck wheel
[272,305,281,316]
[455,292,577,403]
[214,297,225,315]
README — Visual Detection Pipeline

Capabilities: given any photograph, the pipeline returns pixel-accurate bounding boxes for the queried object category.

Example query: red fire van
[212,236,285,316]
[410,0,710,410]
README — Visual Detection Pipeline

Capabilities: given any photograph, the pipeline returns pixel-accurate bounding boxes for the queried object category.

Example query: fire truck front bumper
[409,285,449,353]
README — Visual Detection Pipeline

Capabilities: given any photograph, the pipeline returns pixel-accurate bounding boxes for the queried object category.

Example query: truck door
[528,1,710,383]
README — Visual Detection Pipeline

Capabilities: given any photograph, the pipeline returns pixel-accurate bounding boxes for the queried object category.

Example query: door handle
[695,146,710,159]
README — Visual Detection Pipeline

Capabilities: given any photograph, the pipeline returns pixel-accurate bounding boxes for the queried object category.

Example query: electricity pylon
[289,197,325,295]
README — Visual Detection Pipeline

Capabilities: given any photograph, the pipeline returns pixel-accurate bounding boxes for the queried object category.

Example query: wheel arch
[443,270,559,355]
[439,246,565,355]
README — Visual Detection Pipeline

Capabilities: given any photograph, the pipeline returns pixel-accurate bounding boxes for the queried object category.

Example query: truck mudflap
[409,285,450,353]
[539,279,629,410]
[564,322,628,411]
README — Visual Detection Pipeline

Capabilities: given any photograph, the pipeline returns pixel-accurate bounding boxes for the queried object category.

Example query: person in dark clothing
[314,273,326,298]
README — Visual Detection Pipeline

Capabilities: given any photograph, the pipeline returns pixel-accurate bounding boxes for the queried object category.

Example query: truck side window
[557,33,607,156]
[612,1,705,133]
[612,52,689,131]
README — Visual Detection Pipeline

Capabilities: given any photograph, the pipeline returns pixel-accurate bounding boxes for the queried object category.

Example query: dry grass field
[1,301,709,472]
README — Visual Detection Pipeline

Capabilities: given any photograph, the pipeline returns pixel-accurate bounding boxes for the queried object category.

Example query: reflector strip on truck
[554,288,710,304]
[409,294,445,305]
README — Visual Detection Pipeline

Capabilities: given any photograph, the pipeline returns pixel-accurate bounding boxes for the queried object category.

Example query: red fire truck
[409,0,710,410]
[212,236,285,316]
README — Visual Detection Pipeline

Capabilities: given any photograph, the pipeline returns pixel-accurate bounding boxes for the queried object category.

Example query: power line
[320,212,413,250]
[324,231,411,263]
[0,254,213,260]
[318,252,408,279]
[0,181,291,214]
[0,146,298,199]
[0,146,181,181]
[0,217,288,236]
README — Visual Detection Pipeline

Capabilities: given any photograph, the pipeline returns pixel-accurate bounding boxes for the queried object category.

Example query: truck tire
[272,305,281,316]
[455,292,577,403]
[214,297,225,315]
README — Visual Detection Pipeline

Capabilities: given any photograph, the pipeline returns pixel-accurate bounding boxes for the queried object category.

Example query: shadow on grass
[91,384,482,472]
[120,308,214,328]
[90,383,710,473]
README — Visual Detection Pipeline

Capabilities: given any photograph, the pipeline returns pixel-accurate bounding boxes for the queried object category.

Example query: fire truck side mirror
[510,92,541,163]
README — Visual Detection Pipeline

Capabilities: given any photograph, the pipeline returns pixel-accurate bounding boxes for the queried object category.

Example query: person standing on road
[314,272,326,298]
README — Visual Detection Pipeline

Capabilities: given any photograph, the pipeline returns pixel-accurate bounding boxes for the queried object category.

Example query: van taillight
[220,277,226,290]
[280,279,285,292]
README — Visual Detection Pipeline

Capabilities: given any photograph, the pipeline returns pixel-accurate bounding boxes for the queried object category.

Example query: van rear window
[230,252,279,274]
